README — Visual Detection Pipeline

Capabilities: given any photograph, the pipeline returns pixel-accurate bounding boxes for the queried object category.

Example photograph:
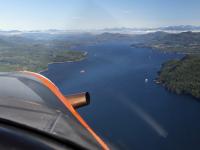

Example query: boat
[80,70,85,73]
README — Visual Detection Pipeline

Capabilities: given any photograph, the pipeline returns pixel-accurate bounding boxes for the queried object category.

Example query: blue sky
[0,0,200,30]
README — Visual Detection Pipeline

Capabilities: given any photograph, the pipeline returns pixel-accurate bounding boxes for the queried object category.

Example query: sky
[0,0,200,30]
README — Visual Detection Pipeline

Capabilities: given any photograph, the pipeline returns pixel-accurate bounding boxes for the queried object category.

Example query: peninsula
[0,34,87,72]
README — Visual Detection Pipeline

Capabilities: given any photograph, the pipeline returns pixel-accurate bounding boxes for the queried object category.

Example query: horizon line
[1,25,200,32]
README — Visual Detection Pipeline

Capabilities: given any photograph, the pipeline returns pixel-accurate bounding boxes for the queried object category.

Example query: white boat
[80,70,85,73]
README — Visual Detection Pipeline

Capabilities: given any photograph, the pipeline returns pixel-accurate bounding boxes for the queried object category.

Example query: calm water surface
[42,43,200,150]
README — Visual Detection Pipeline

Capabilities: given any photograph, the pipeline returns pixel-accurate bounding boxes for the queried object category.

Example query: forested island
[157,55,200,98]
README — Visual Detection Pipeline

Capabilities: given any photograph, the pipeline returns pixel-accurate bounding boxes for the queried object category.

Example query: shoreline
[155,55,200,100]
[38,53,87,74]
[131,45,200,55]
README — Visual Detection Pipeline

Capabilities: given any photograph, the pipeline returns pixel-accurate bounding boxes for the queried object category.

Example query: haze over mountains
[1,25,200,36]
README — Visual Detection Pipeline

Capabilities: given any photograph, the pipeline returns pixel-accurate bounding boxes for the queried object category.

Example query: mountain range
[1,25,200,36]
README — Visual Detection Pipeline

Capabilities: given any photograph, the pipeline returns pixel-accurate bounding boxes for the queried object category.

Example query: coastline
[156,55,200,99]
[38,52,87,74]
[131,44,200,55]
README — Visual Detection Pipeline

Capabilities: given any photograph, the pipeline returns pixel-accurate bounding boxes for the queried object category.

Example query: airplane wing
[0,71,109,150]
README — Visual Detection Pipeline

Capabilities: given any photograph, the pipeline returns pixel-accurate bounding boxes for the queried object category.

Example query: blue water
[42,43,200,150]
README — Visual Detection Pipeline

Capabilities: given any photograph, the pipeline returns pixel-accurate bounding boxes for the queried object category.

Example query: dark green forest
[158,55,200,98]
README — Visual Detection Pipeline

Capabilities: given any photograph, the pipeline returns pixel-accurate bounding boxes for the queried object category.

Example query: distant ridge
[100,25,200,34]
[1,25,200,36]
